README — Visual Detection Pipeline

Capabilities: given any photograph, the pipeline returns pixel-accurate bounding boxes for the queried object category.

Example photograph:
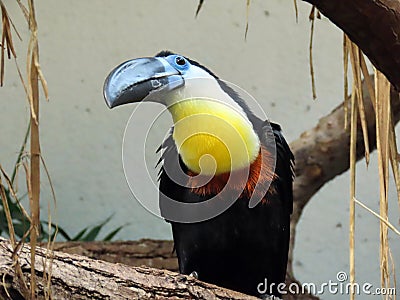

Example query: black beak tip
[103,75,118,109]
[103,90,115,109]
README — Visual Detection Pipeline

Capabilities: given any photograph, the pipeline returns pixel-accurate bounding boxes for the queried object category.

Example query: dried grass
[349,61,358,300]
[1,1,52,299]
[308,6,320,100]
[293,0,298,23]
[0,167,30,298]
[375,68,391,299]
[344,31,398,299]
[343,34,349,129]
[354,197,400,236]
[195,0,204,18]
[244,0,250,40]
[0,0,17,86]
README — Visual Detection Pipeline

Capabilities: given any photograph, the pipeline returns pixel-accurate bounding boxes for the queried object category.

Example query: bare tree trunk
[301,0,400,91]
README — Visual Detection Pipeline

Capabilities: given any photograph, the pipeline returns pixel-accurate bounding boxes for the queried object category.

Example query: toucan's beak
[103,57,184,108]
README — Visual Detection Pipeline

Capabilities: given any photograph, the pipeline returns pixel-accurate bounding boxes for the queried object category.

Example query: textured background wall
[0,1,398,298]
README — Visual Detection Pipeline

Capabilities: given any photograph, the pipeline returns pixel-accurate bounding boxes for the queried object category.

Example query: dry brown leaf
[1,164,31,223]
[309,6,317,100]
[244,0,251,40]
[349,42,370,165]
[375,68,391,298]
[343,34,350,129]
[195,0,204,18]
[293,0,298,23]
[0,168,16,247]
[354,197,400,236]
[349,80,358,300]
[360,54,375,106]
[26,0,41,297]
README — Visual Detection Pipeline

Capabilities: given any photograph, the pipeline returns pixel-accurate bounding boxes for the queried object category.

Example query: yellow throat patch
[168,98,260,175]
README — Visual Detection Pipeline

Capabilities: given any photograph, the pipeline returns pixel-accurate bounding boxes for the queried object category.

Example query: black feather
[154,51,294,297]
[158,122,293,298]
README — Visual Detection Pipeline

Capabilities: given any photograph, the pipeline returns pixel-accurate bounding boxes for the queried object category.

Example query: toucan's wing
[157,132,190,222]
[268,121,294,214]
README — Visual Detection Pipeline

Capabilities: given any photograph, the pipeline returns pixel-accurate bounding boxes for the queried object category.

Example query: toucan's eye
[175,56,186,66]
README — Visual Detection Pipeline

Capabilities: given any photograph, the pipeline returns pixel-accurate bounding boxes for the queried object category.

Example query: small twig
[244,0,250,40]
[349,78,358,300]
[195,0,204,18]
[354,197,400,236]
[293,0,299,22]
[309,6,317,100]
[11,123,31,185]
[0,171,16,247]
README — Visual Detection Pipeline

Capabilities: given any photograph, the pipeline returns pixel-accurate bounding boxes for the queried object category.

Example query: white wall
[0,1,398,298]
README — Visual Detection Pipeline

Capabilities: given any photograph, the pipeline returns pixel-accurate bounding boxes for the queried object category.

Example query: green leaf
[81,215,113,241]
[82,225,102,241]
[103,225,124,241]
[13,221,29,238]
[42,221,72,241]
[71,228,88,241]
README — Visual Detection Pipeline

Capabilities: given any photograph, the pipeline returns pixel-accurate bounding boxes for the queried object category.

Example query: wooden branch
[47,240,317,300]
[49,239,179,272]
[0,237,258,300]
[301,0,400,91]
[288,82,400,276]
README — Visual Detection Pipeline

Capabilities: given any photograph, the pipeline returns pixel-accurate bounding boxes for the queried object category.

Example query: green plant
[0,125,124,242]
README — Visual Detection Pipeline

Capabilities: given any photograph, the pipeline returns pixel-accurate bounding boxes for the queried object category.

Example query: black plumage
[104,51,294,298]
[156,51,294,298]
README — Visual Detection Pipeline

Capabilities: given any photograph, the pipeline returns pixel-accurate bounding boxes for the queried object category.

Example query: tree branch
[301,0,400,91]
[288,82,400,276]
[0,237,257,300]
[46,240,316,300]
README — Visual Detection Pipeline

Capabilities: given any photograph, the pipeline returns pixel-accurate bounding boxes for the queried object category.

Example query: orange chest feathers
[186,146,278,202]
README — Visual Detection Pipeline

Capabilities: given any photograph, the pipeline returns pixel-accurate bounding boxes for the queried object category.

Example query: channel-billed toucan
[103,51,294,298]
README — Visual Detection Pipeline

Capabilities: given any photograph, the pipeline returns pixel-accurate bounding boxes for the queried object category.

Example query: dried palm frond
[349,75,358,300]
[344,30,398,299]
[1,0,51,298]
[0,1,17,86]
[375,68,391,299]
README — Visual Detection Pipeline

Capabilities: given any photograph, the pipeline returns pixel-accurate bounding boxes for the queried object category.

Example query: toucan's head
[104,50,219,108]
[104,51,261,175]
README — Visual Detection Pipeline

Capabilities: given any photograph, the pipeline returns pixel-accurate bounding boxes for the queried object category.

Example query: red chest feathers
[186,146,278,202]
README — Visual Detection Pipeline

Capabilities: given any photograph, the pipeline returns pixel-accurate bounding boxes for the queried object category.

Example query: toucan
[103,51,294,298]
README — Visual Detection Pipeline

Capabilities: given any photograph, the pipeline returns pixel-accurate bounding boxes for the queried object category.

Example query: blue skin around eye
[165,55,190,72]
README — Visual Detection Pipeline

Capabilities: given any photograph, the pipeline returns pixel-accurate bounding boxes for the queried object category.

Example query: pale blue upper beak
[103,57,184,108]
